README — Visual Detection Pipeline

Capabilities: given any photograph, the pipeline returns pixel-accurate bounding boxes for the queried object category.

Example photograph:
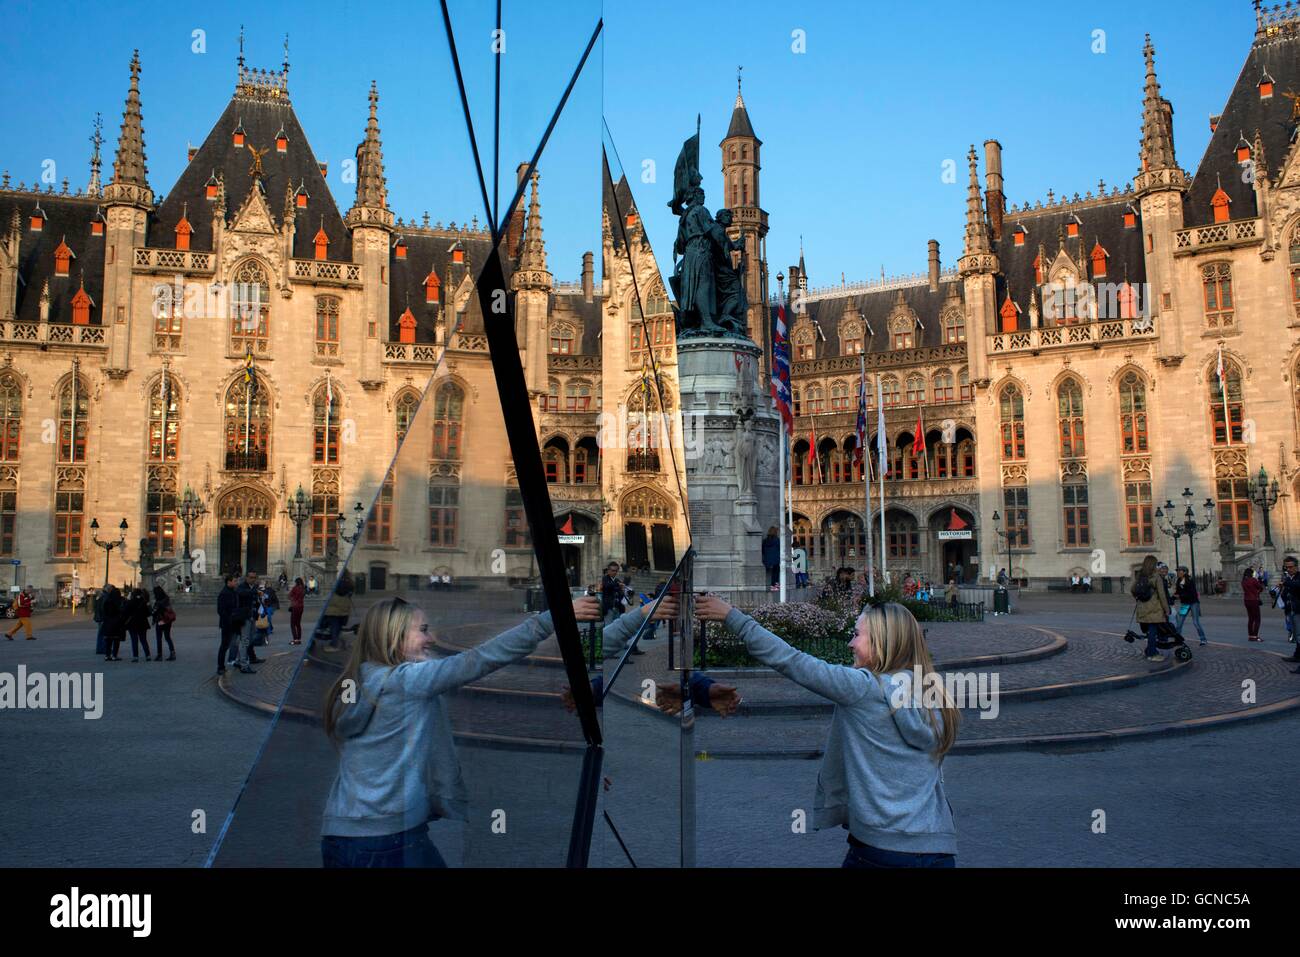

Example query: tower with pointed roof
[348,81,394,387]
[1134,34,1189,363]
[957,146,998,387]
[513,168,553,394]
[719,72,771,370]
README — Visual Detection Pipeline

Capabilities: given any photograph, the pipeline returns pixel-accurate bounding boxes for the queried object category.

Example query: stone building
[0,49,690,592]
[783,7,1300,588]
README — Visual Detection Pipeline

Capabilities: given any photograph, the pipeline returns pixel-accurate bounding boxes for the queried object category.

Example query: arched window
[543,439,569,484]
[1290,228,1300,307]
[148,374,181,462]
[565,381,592,412]
[146,466,178,557]
[905,374,926,405]
[0,373,22,461]
[999,384,1025,461]
[806,384,825,414]
[943,310,965,344]
[792,387,802,417]
[231,260,270,354]
[1057,379,1085,458]
[886,512,920,559]
[550,322,575,355]
[315,296,340,357]
[1209,358,1244,445]
[881,376,900,408]
[312,382,340,465]
[958,367,972,401]
[431,383,464,460]
[58,375,89,463]
[1217,459,1252,546]
[830,381,850,412]
[957,437,976,477]
[1119,371,1148,454]
[541,378,560,413]
[932,371,954,403]
[395,390,421,443]
[223,375,270,471]
[1202,262,1234,329]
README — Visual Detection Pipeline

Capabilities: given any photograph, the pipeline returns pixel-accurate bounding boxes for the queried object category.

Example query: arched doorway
[621,487,676,574]
[217,486,275,577]
[932,505,977,585]
[555,510,599,587]
[821,510,866,573]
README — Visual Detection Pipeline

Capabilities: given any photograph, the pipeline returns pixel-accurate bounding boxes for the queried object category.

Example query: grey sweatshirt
[724,608,957,855]
[321,612,555,838]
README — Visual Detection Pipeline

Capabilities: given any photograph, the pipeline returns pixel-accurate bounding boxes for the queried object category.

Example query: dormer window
[174,206,192,252]
[1123,206,1137,229]
[1012,225,1026,247]
[626,213,639,230]
[1209,114,1221,133]
[398,306,417,345]
[275,126,288,153]
[424,268,441,304]
[1090,241,1108,279]
[1211,186,1231,225]
[1236,134,1251,164]
[450,243,465,264]
[90,218,104,237]
[187,145,197,163]
[295,182,309,209]
[318,162,328,178]
[1000,292,1019,333]
[30,204,45,232]
[53,238,74,277]
[314,223,330,262]
[1066,217,1080,238]
[205,172,219,201]
[1260,72,1275,99]
[892,330,914,350]
[71,280,93,325]
[394,237,407,260]
[232,119,246,147]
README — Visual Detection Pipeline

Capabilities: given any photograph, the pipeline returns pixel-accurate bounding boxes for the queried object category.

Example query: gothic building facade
[0,50,690,592]
[784,6,1300,587]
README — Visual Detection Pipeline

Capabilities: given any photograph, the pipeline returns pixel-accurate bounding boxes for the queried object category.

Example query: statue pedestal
[678,336,781,594]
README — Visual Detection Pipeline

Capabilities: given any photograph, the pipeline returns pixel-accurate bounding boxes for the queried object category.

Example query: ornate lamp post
[90,517,129,587]
[337,501,366,546]
[1157,488,1215,582]
[990,510,1012,586]
[1247,466,1280,549]
[1153,502,1184,571]
[286,484,312,559]
[177,486,207,564]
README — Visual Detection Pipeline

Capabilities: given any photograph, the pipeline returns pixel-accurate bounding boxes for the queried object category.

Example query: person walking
[321,571,355,652]
[1242,566,1265,643]
[319,594,604,868]
[599,562,624,627]
[1277,556,1300,666]
[4,587,35,641]
[762,526,780,591]
[945,580,959,609]
[694,595,958,867]
[101,584,126,662]
[92,587,108,656]
[260,582,280,638]
[152,584,176,661]
[216,574,241,676]
[226,571,262,673]
[289,577,306,645]
[124,587,153,662]
[1172,566,1207,647]
[1132,555,1172,662]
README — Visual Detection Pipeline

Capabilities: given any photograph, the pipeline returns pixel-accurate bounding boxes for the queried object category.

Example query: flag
[1216,346,1225,386]
[243,350,257,398]
[325,370,334,423]
[948,508,968,531]
[854,371,867,465]
[770,301,794,433]
[876,376,887,477]
[912,405,926,458]
[559,515,574,535]
[806,429,817,465]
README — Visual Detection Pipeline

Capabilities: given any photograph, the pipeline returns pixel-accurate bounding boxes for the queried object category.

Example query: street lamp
[90,517,129,587]
[286,484,312,559]
[337,501,366,546]
[990,510,1012,586]
[1156,488,1215,582]
[1247,466,1281,548]
[177,486,207,564]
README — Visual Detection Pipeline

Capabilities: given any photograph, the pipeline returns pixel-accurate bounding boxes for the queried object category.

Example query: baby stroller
[1123,613,1193,662]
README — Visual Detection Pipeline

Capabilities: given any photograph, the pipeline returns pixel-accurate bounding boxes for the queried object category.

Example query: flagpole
[778,420,787,603]
[860,353,875,597]
[877,374,887,586]
[1218,347,1232,447]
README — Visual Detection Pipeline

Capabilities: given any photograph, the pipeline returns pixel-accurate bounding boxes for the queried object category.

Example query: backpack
[1132,577,1153,603]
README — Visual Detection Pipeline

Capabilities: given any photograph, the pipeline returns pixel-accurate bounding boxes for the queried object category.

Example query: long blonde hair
[857,603,960,759]
[322,598,420,743]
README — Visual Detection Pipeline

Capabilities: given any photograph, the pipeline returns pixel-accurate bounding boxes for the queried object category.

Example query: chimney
[505,162,529,254]
[983,139,1005,242]
[927,240,940,292]
[581,251,594,302]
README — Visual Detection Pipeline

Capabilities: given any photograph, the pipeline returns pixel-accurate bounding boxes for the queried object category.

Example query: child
[694,595,959,867]
[320,594,601,867]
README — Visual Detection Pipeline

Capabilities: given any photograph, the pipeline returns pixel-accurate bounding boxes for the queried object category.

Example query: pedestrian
[945,579,958,608]
[4,586,35,641]
[319,593,604,867]
[321,571,355,651]
[260,581,280,637]
[1132,555,1172,661]
[124,587,153,662]
[92,586,108,656]
[216,574,241,676]
[101,584,126,662]
[152,584,177,661]
[277,570,289,591]
[1172,566,1207,647]
[308,575,318,596]
[600,562,623,626]
[1082,574,1092,593]
[762,526,780,591]
[1242,566,1265,643]
[289,576,306,645]
[1278,556,1300,666]
[231,571,263,672]
[694,595,959,867]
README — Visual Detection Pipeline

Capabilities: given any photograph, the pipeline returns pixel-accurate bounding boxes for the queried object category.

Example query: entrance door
[221,525,243,577]
[245,525,269,576]
[624,522,649,570]
[560,545,581,587]
[650,524,675,572]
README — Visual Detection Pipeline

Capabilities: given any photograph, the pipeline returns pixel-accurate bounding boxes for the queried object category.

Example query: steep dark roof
[601,155,639,251]
[995,196,1146,327]
[147,93,350,260]
[724,94,759,143]
[552,290,603,356]
[0,193,106,325]
[780,279,965,357]
[387,230,497,343]
[1184,29,1300,227]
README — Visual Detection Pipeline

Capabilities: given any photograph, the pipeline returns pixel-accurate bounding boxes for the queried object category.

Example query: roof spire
[963,145,990,256]
[351,81,389,216]
[283,32,290,75]
[518,170,552,288]
[87,112,104,197]
[724,69,759,143]
[1139,34,1177,173]
[238,24,245,69]
[105,50,151,206]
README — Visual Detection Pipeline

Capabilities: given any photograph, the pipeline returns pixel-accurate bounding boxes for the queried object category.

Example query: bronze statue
[713,208,749,337]
[248,144,270,179]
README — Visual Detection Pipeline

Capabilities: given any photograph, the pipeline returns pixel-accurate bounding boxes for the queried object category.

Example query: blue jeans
[1144,622,1163,656]
[321,826,447,868]
[842,841,955,869]
[1175,602,1206,642]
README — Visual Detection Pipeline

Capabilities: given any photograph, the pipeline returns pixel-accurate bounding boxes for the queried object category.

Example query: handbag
[162,606,177,625]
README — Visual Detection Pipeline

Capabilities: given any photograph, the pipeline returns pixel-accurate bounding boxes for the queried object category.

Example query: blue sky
[0,0,1256,289]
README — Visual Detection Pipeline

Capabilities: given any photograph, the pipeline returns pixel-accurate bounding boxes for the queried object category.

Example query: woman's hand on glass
[572,596,601,621]
[642,594,679,621]
[694,594,733,622]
